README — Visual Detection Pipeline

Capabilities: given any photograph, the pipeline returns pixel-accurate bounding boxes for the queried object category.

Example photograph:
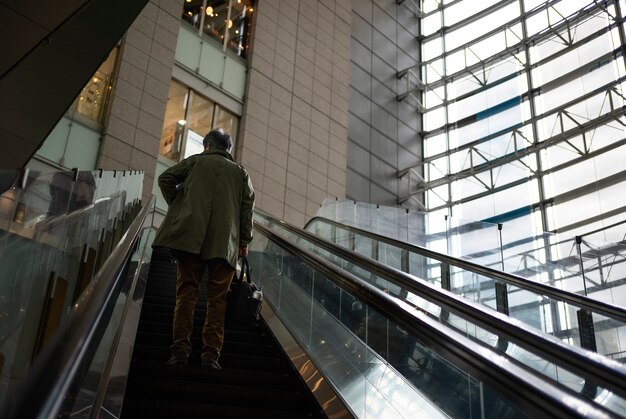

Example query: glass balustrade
[248,228,534,418]
[312,200,626,363]
[254,211,626,416]
[0,169,144,404]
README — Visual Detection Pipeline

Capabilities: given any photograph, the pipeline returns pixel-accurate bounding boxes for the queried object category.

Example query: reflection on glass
[160,79,240,162]
[247,230,531,418]
[0,169,145,406]
[70,48,118,125]
[302,201,626,363]
[214,105,238,148]
[159,80,188,161]
[181,0,254,58]
[227,0,253,57]
[188,92,215,138]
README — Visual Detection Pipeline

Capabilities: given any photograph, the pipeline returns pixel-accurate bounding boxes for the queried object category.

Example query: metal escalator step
[133,331,280,357]
[131,343,284,372]
[125,376,305,409]
[134,320,272,345]
[127,359,291,389]
[121,397,317,419]
[121,251,325,418]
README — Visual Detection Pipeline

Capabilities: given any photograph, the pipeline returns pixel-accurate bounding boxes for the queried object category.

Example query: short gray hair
[203,128,232,152]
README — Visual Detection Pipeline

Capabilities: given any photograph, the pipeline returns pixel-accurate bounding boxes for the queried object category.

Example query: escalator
[1,179,625,417]
[252,211,626,417]
[121,248,324,418]
[301,214,626,361]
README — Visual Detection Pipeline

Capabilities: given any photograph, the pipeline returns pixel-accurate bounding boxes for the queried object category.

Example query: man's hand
[239,245,248,257]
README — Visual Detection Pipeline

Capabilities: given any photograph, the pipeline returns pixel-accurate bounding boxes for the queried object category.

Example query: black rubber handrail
[255,210,626,401]
[252,221,617,419]
[304,215,626,325]
[0,195,155,419]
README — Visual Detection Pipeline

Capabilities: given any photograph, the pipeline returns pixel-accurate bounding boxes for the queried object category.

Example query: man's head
[203,128,232,152]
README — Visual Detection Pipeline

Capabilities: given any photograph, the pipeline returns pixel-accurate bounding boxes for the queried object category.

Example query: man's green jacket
[153,149,255,269]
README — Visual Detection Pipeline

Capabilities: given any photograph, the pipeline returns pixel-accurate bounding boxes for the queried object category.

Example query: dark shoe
[201,359,222,370]
[166,354,188,367]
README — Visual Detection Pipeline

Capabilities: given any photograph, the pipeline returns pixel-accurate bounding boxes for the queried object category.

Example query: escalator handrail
[303,214,626,325]
[261,211,626,400]
[252,222,615,419]
[0,195,155,419]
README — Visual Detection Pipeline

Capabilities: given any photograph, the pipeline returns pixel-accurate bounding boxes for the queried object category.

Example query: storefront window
[159,79,240,162]
[184,93,215,158]
[181,0,254,59]
[187,94,215,138]
[214,105,238,142]
[69,48,118,125]
[159,80,189,161]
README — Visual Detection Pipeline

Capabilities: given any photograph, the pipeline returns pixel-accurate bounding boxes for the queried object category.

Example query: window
[68,48,118,126]
[159,79,239,162]
[182,0,254,59]
[412,0,626,241]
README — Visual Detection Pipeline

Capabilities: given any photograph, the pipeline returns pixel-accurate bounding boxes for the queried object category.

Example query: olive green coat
[153,149,255,269]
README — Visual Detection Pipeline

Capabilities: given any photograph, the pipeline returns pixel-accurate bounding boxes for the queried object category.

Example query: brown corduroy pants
[170,253,234,362]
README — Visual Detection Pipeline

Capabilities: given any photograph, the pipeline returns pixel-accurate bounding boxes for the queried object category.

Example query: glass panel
[227,0,254,58]
[248,231,532,418]
[416,0,626,269]
[187,91,215,139]
[159,80,240,163]
[202,0,229,46]
[159,80,188,162]
[255,216,626,413]
[66,225,152,418]
[0,169,144,405]
[182,0,203,29]
[214,105,238,151]
[70,48,118,125]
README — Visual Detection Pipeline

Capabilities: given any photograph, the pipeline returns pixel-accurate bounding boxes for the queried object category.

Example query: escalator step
[125,376,305,409]
[131,344,284,372]
[122,251,325,418]
[127,359,291,389]
[134,320,272,345]
[122,397,317,419]
[134,331,280,356]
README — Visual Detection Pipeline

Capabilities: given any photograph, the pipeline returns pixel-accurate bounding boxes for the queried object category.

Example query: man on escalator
[153,128,255,370]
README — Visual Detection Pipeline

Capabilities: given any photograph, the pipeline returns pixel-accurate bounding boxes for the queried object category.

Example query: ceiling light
[206,6,213,15]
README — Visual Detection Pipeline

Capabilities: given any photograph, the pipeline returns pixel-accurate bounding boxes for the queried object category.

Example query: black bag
[225,257,262,325]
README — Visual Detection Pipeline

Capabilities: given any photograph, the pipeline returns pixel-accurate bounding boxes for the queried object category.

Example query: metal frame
[396,0,626,246]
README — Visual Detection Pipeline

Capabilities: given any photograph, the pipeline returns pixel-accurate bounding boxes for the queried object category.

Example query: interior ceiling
[0,0,150,169]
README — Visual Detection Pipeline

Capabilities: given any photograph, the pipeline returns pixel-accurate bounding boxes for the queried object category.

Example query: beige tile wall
[238,0,351,226]
[98,0,182,202]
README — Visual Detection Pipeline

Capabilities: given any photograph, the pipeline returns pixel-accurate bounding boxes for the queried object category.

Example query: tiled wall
[98,0,183,202]
[347,1,421,206]
[238,0,351,227]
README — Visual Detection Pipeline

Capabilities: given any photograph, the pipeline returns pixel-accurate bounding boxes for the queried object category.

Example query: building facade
[28,0,626,249]
[29,0,352,229]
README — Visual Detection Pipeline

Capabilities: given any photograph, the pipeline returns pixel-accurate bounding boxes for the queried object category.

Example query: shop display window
[159,79,239,162]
